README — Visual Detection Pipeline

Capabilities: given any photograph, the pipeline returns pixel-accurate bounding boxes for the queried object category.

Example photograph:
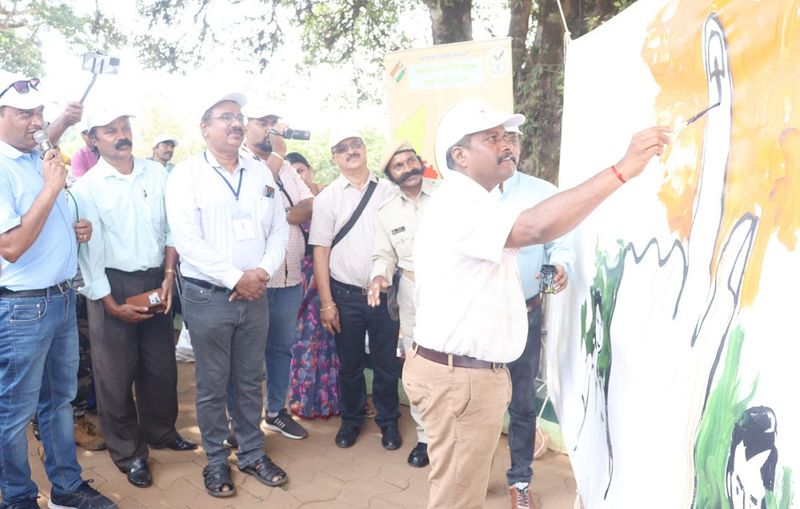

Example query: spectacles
[207,112,245,125]
[332,139,364,154]
[0,78,40,100]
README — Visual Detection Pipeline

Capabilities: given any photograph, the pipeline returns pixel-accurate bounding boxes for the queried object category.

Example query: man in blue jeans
[499,126,574,509]
[0,71,116,509]
[242,104,313,440]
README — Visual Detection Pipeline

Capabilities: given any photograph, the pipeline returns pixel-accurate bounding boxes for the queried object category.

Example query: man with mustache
[309,129,401,450]
[166,93,289,498]
[150,135,178,173]
[70,106,196,489]
[368,141,438,468]
[404,99,669,509]
[497,125,574,509]
[241,105,312,440]
[0,71,117,509]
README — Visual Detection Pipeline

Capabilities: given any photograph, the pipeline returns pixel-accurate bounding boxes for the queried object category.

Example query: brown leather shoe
[74,418,107,451]
[510,484,535,509]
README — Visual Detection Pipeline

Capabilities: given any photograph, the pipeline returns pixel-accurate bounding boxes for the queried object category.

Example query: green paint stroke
[580,243,625,395]
[694,327,752,508]
[693,327,793,508]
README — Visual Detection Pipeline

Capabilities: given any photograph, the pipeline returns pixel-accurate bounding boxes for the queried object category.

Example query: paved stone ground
[26,363,578,508]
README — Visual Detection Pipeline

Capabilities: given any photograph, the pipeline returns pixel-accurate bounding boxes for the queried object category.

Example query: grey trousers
[180,278,268,467]
[87,268,178,470]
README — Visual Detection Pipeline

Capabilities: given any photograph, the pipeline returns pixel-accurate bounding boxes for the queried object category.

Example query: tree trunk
[422,0,473,43]
[508,0,534,80]
[512,0,634,184]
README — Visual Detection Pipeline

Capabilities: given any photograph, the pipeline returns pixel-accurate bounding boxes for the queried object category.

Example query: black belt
[526,294,542,311]
[412,342,503,370]
[106,267,162,277]
[181,276,229,292]
[0,280,73,298]
[330,278,369,296]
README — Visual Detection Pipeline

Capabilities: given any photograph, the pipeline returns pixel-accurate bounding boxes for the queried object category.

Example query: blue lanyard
[204,151,244,201]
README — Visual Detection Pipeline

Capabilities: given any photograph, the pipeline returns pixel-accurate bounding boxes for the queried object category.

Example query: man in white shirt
[71,106,196,490]
[165,93,289,498]
[309,128,401,450]
[404,99,669,508]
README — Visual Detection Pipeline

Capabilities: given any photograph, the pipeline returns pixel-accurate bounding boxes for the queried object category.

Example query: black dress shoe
[407,442,429,467]
[155,434,198,451]
[126,458,152,488]
[335,423,360,448]
[381,426,402,450]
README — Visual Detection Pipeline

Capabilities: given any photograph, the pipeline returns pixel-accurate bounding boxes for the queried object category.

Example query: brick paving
[26,363,578,508]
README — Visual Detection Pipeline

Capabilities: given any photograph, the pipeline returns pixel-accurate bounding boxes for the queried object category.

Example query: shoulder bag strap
[331,179,377,249]
[275,176,295,207]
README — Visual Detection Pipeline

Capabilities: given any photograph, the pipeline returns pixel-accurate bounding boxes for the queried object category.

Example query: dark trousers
[331,279,400,430]
[87,268,178,470]
[180,278,268,468]
[506,304,543,485]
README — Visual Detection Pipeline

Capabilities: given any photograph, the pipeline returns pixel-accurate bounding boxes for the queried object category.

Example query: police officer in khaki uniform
[367,141,439,468]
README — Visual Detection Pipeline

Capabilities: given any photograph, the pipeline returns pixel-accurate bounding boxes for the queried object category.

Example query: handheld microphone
[33,130,54,159]
[269,128,311,141]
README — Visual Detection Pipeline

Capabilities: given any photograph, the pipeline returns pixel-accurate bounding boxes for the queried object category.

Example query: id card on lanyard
[204,151,255,242]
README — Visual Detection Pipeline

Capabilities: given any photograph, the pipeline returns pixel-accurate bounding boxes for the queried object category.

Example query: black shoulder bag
[330,180,378,249]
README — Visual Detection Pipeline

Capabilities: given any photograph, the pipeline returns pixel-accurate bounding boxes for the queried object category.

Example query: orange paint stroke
[643,0,800,306]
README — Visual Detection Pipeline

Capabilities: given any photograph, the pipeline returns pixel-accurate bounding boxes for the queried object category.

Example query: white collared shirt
[165,150,288,289]
[413,171,528,363]
[71,157,172,300]
[309,173,395,288]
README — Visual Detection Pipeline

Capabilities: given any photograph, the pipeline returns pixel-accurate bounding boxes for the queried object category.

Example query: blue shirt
[71,157,173,300]
[0,140,78,290]
[500,171,575,299]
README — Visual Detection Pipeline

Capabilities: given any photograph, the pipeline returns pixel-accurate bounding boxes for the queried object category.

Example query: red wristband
[611,165,626,184]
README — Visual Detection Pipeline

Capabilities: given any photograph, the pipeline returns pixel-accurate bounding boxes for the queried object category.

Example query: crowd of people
[0,69,669,509]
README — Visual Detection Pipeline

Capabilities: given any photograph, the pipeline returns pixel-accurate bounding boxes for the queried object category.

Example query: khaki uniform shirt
[370,178,439,346]
[370,178,439,281]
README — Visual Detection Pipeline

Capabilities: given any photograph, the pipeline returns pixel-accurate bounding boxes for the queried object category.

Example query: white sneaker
[175,325,194,363]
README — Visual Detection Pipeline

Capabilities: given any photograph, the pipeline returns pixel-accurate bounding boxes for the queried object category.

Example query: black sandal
[203,463,236,498]
[238,455,288,487]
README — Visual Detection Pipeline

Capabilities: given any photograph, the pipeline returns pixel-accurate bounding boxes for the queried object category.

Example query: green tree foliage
[0,0,124,76]
[133,0,638,183]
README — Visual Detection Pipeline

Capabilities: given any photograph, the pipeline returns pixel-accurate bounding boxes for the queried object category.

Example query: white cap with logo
[434,99,525,173]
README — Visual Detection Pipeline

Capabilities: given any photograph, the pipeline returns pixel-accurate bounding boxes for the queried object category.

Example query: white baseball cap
[242,101,282,120]
[329,127,362,149]
[0,71,44,110]
[201,92,247,120]
[152,134,178,148]
[434,99,525,173]
[84,105,135,132]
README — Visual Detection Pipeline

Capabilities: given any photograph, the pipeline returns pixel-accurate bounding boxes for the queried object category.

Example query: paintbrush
[672,102,721,138]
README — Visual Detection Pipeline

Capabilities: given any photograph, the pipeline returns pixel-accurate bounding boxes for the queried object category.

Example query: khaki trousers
[403,351,511,509]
